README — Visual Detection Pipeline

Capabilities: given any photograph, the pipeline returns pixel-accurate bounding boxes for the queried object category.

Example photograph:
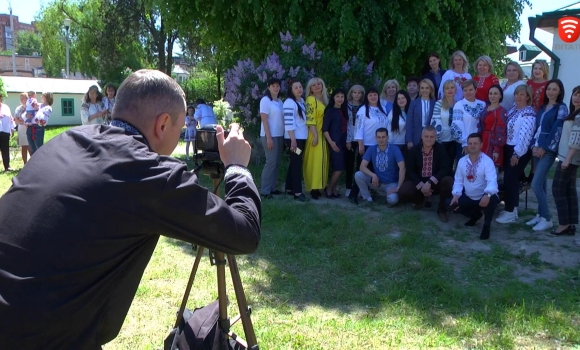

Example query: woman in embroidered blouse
[81,85,107,125]
[500,61,527,111]
[345,85,365,197]
[480,84,507,167]
[380,79,399,115]
[355,87,389,156]
[13,92,30,164]
[551,85,580,237]
[527,60,550,113]
[422,52,447,94]
[431,80,457,171]
[496,85,536,224]
[473,55,500,103]
[283,79,309,202]
[525,79,569,231]
[438,50,472,101]
[303,77,329,200]
[102,83,117,125]
[323,89,349,198]
[26,92,53,155]
[387,90,411,155]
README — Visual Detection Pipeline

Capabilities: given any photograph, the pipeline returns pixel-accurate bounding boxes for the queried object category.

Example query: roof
[172,65,190,75]
[530,2,580,29]
[0,76,100,94]
[518,44,541,52]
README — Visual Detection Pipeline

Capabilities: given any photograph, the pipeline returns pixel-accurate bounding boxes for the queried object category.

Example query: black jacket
[0,124,261,349]
[406,141,451,186]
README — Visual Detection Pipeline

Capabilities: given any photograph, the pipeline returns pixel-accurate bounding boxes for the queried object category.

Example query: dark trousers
[344,142,357,190]
[441,141,456,172]
[552,161,579,225]
[285,139,306,194]
[454,192,500,226]
[26,125,45,155]
[0,131,10,170]
[350,145,372,198]
[399,176,454,211]
[502,145,532,212]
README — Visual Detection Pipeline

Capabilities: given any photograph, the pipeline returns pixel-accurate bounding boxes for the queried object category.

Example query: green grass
[2,127,580,349]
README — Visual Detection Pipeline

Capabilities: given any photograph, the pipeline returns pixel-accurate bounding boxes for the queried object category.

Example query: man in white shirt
[449,133,499,240]
[194,98,218,127]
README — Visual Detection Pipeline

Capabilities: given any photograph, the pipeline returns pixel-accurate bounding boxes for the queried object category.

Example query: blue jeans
[26,126,45,155]
[531,153,556,220]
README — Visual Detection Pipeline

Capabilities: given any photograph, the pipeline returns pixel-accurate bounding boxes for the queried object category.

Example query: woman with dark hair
[525,79,568,231]
[387,90,411,155]
[81,85,106,125]
[283,79,308,202]
[496,85,536,224]
[323,88,349,198]
[259,77,284,198]
[344,85,365,197]
[102,83,117,124]
[355,87,389,156]
[422,52,447,94]
[551,85,580,237]
[480,84,507,167]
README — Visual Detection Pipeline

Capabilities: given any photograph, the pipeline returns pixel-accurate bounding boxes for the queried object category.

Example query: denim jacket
[531,103,569,154]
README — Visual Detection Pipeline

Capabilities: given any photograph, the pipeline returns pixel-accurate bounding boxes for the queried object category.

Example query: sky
[2,0,578,52]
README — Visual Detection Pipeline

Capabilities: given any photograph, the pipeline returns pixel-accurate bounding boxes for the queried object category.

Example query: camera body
[195,124,228,178]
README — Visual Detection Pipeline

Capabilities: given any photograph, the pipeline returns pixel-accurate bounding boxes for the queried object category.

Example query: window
[62,98,75,116]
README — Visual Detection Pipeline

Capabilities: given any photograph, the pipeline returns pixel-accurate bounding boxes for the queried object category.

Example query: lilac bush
[224,31,380,133]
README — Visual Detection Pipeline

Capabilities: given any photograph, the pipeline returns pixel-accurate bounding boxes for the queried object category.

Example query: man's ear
[153,113,171,139]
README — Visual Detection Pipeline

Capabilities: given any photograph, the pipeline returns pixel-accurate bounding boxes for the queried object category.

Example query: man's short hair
[467,133,483,142]
[112,69,186,128]
[376,127,388,136]
[406,76,420,85]
[422,125,436,134]
[461,79,477,90]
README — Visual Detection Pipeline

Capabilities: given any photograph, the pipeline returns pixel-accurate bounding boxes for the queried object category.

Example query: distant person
[451,80,486,159]
[13,92,31,165]
[449,133,499,240]
[344,84,365,197]
[322,88,349,198]
[194,98,218,127]
[406,76,420,100]
[259,78,284,198]
[473,55,500,103]
[380,79,399,115]
[406,79,436,149]
[479,85,507,168]
[438,50,472,101]
[23,91,39,124]
[527,59,550,113]
[26,92,53,154]
[387,90,411,157]
[0,94,14,171]
[184,104,198,161]
[500,61,527,111]
[422,52,447,94]
[431,80,458,171]
[102,83,117,125]
[81,85,107,125]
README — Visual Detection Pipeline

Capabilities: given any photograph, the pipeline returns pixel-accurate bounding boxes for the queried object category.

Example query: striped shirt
[283,98,308,139]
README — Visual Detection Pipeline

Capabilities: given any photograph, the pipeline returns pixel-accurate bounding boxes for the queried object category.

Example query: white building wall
[552,35,580,105]
[4,92,84,126]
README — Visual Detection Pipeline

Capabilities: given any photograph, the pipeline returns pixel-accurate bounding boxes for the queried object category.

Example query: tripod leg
[227,255,258,348]
[174,246,205,328]
[214,251,230,335]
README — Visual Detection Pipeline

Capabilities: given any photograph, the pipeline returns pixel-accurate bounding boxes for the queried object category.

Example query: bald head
[112,69,186,129]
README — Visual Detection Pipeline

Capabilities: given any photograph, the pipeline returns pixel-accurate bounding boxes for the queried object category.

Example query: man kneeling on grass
[350,127,405,206]
[449,132,499,240]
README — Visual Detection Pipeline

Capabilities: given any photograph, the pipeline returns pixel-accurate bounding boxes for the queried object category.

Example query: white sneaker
[496,210,517,224]
[526,214,541,226]
[514,208,519,218]
[364,196,373,202]
[345,189,351,197]
[532,218,553,231]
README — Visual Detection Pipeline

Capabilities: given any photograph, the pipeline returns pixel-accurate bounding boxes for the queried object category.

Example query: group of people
[259,51,580,240]
[0,90,54,171]
[183,98,218,161]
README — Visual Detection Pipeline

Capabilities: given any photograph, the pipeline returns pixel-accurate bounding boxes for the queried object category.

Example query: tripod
[172,161,259,349]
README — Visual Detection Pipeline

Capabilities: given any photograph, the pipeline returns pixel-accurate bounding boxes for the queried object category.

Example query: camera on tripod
[194,124,229,178]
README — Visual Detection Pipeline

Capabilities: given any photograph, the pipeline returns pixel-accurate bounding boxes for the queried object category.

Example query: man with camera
[0,69,261,349]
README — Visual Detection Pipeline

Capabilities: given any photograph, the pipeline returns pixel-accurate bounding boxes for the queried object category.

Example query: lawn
[1,127,579,349]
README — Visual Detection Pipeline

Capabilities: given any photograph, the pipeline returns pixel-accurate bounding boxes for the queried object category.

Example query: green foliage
[212,99,235,128]
[0,77,6,98]
[15,31,42,56]
[167,0,531,81]
[179,69,221,104]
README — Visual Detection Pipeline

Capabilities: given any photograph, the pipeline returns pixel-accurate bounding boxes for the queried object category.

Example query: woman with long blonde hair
[431,80,457,171]
[380,79,399,115]
[303,77,330,199]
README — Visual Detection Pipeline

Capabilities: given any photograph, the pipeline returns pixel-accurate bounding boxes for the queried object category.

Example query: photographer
[0,70,261,349]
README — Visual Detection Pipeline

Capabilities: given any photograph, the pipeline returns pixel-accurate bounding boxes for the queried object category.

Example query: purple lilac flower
[343,79,350,90]
[279,31,292,43]
[365,61,374,75]
[251,84,260,100]
[342,61,350,73]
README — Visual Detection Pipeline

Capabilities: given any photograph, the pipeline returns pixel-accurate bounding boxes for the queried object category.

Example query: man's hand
[371,174,379,187]
[421,182,432,196]
[479,195,490,208]
[358,145,365,156]
[449,195,460,206]
[266,136,274,150]
[216,123,251,168]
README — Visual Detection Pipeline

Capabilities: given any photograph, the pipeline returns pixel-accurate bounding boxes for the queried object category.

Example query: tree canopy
[16,31,42,56]
[168,0,530,79]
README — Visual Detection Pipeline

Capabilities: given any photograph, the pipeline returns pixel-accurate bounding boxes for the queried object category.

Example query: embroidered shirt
[452,153,498,200]
[32,104,52,127]
[421,147,434,178]
[283,98,308,140]
[355,105,389,146]
[451,98,486,146]
[505,105,536,158]
[431,100,453,142]
[346,103,361,142]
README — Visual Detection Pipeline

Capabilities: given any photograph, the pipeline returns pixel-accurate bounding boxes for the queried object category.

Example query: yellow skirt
[303,129,329,191]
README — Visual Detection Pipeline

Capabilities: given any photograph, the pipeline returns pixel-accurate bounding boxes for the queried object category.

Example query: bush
[224,31,381,136]
[180,69,220,104]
